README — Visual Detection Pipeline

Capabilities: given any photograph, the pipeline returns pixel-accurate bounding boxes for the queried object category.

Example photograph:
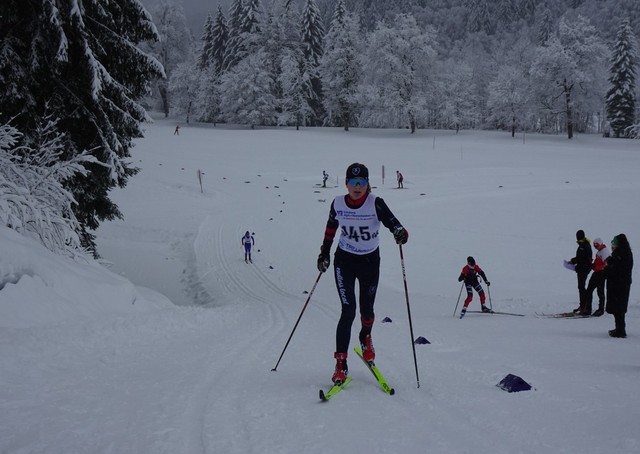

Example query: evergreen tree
[263,2,311,129]
[496,0,517,27]
[536,7,554,45]
[606,19,637,138]
[242,0,262,36]
[0,0,163,253]
[301,0,326,125]
[517,0,537,19]
[332,0,347,26]
[223,0,245,70]
[211,7,230,75]
[466,0,494,34]
[320,6,363,131]
[198,14,215,70]
[219,50,277,128]
[224,0,263,71]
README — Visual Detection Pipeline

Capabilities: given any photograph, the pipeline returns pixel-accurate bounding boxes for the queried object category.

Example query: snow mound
[0,226,171,328]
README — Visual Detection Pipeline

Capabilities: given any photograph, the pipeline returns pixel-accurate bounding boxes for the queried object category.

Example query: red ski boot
[361,334,375,363]
[332,352,348,384]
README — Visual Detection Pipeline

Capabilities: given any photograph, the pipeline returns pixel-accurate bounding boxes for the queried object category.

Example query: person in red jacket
[458,256,492,318]
[586,238,610,316]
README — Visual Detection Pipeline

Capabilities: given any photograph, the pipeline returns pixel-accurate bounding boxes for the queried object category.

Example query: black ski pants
[586,271,606,311]
[333,248,380,354]
[577,270,590,309]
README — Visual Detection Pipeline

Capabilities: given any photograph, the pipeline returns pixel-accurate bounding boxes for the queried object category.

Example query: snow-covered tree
[319,5,363,131]
[0,115,97,257]
[193,7,227,124]
[198,14,216,70]
[258,3,311,129]
[301,0,326,125]
[466,0,494,34]
[486,36,535,135]
[360,14,436,133]
[223,0,263,71]
[606,19,637,138]
[486,64,531,135]
[517,0,537,19]
[223,0,245,70]
[434,58,478,132]
[211,7,230,75]
[219,50,276,128]
[536,7,554,45]
[279,51,313,128]
[531,15,608,138]
[194,66,223,124]
[147,0,193,117]
[169,56,201,124]
[0,0,164,253]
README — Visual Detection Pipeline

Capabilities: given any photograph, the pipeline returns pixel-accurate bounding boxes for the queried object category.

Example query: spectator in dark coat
[569,229,593,315]
[605,234,633,338]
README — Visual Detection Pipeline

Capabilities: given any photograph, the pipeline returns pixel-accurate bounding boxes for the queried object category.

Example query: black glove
[485,281,491,286]
[393,226,408,245]
[317,246,330,273]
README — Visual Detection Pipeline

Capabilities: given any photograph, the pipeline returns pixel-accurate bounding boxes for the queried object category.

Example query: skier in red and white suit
[458,256,491,317]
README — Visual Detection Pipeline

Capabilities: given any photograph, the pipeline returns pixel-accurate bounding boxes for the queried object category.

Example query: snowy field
[2,117,640,453]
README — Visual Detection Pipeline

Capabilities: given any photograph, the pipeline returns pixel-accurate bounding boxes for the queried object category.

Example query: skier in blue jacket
[242,231,255,263]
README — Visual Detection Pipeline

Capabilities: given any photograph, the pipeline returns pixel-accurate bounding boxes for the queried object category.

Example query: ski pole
[399,244,420,389]
[487,283,493,311]
[271,271,323,372]
[453,282,464,317]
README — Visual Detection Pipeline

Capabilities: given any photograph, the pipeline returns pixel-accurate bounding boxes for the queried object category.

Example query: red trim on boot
[361,335,375,362]
[332,352,348,384]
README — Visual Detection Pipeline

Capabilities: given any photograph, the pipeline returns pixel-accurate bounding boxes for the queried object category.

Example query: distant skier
[242,231,255,263]
[322,170,329,188]
[458,256,491,318]
[568,229,593,315]
[396,170,404,189]
[174,124,180,135]
[586,238,610,317]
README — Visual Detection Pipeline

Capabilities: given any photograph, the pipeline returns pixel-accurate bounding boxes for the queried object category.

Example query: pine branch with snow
[0,116,97,258]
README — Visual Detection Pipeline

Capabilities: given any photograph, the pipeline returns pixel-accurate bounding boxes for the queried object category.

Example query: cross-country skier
[458,256,491,318]
[322,170,329,188]
[396,170,404,188]
[317,163,409,385]
[241,231,255,263]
